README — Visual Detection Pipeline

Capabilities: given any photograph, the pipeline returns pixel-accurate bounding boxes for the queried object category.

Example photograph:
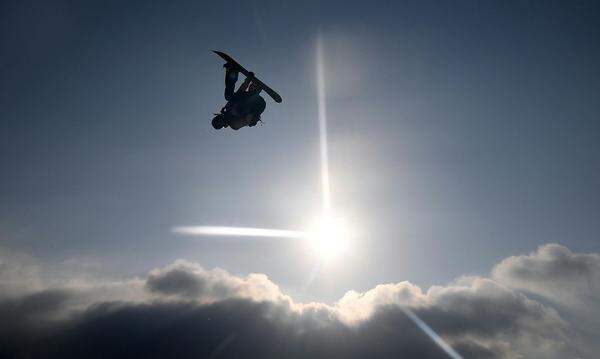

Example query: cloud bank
[0,243,598,358]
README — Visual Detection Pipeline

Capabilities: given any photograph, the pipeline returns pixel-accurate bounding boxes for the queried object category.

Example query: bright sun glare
[308,212,350,261]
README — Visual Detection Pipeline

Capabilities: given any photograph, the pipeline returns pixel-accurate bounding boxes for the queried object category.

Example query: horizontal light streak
[173,226,306,239]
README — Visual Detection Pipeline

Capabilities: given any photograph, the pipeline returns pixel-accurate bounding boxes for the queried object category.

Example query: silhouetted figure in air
[212,63,266,130]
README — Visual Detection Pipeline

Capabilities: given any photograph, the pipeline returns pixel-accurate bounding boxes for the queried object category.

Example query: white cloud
[493,243,600,308]
[492,243,600,357]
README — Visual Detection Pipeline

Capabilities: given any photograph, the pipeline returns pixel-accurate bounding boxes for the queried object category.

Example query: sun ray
[316,36,331,213]
[173,226,306,239]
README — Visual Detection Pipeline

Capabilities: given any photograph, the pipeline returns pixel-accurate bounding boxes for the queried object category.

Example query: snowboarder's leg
[224,64,238,101]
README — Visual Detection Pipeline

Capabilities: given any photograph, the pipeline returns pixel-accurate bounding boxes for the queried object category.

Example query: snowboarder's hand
[248,72,255,78]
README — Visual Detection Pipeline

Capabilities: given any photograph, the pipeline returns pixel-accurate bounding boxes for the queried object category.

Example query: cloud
[145,260,294,305]
[0,247,42,297]
[492,243,600,357]
[335,277,571,358]
[493,243,600,308]
[0,244,597,358]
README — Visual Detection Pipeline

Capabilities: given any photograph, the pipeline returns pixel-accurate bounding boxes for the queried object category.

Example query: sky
[1,1,600,357]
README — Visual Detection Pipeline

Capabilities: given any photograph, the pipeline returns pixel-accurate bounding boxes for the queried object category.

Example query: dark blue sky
[1,0,599,302]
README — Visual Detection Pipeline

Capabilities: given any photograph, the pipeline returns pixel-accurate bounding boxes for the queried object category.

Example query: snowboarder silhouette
[211,51,281,131]
[212,64,266,130]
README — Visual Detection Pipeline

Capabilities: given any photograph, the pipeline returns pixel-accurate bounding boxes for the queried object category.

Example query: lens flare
[173,226,305,239]
[400,306,464,359]
[316,37,331,213]
[312,36,463,359]
[307,212,350,260]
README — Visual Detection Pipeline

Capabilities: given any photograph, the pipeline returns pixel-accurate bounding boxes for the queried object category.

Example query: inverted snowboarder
[211,51,282,130]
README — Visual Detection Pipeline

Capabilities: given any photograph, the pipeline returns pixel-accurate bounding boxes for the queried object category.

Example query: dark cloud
[0,288,74,329]
[146,263,206,298]
[0,298,461,359]
[0,244,596,358]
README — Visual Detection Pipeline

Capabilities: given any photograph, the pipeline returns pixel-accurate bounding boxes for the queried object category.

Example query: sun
[307,211,350,261]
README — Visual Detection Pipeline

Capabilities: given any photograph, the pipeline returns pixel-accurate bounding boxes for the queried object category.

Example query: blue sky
[2,0,600,305]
